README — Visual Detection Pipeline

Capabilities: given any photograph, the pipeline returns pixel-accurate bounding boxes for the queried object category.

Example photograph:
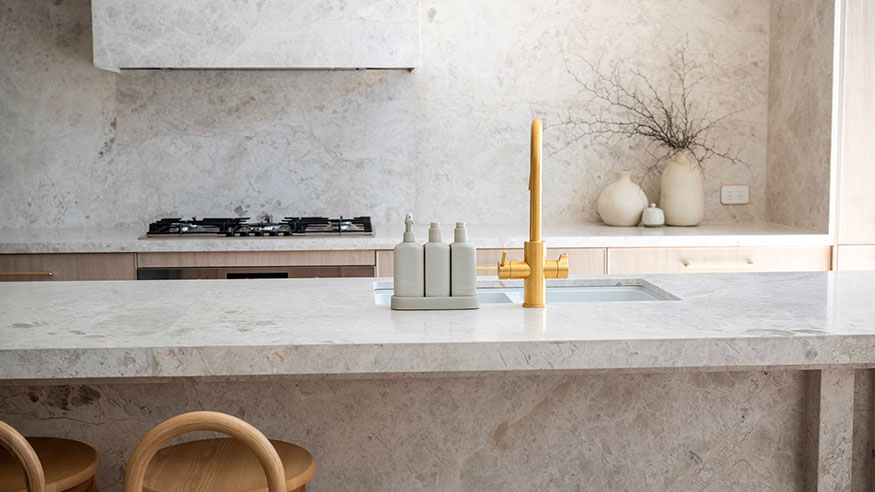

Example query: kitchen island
[1,272,873,490]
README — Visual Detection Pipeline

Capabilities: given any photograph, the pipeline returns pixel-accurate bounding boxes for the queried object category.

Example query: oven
[137,265,375,280]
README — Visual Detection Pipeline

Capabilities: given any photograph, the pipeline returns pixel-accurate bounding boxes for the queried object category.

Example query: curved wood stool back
[0,421,45,492]
[0,421,99,492]
[125,411,315,492]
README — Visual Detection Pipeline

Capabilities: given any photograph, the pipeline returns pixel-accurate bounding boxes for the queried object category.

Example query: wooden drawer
[375,250,394,277]
[138,250,375,268]
[0,254,137,281]
[836,245,875,271]
[375,248,607,277]
[607,246,832,274]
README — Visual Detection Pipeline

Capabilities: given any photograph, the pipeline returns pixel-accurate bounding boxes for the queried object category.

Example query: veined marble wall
[0,0,771,229]
[0,0,117,227]
[0,371,808,491]
[92,0,420,69]
[766,0,835,233]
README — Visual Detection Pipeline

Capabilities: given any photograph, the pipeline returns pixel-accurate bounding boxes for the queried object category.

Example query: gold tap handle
[476,251,508,273]
[544,253,569,279]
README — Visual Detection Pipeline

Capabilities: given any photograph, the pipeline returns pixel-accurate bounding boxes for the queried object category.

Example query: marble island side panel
[0,371,811,491]
[1,369,870,492]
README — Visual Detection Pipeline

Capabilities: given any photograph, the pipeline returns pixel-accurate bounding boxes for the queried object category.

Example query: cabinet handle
[0,272,54,277]
[682,261,754,269]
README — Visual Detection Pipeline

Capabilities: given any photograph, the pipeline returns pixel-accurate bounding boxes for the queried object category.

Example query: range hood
[91,0,420,71]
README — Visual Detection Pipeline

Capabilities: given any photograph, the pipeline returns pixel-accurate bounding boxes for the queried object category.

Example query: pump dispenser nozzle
[394,212,424,297]
[403,213,416,242]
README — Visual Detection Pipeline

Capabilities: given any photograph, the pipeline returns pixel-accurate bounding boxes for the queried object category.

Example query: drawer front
[375,250,394,277]
[375,248,607,277]
[607,247,832,274]
[836,245,875,271]
[0,254,137,281]
[137,250,376,268]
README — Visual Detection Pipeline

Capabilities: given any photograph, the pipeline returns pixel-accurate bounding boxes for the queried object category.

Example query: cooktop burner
[145,216,373,238]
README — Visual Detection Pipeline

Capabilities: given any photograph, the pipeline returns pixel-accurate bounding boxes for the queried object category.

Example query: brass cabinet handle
[682,261,754,269]
[0,272,54,277]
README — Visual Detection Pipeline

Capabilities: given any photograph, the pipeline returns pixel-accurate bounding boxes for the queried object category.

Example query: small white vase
[641,203,665,227]
[597,171,648,227]
[660,150,705,226]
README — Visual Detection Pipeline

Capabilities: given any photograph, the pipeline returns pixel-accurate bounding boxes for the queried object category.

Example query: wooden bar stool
[0,420,100,492]
[124,411,316,492]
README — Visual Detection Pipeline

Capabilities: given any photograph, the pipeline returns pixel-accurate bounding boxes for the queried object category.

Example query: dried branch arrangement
[557,46,749,174]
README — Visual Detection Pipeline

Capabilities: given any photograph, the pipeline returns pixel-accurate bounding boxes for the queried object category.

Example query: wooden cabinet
[375,248,606,277]
[837,0,875,245]
[607,247,832,274]
[1,245,835,282]
[378,246,832,277]
[836,245,875,271]
[0,254,136,281]
[375,250,394,277]
[834,1,875,271]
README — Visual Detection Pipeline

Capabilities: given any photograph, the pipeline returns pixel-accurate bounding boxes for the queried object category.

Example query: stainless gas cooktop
[144,216,373,238]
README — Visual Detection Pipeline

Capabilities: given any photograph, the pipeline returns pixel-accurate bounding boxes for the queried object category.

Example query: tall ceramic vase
[659,150,704,226]
[597,171,649,226]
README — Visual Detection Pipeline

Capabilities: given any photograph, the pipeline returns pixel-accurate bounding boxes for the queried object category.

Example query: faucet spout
[530,118,542,243]
[496,117,569,308]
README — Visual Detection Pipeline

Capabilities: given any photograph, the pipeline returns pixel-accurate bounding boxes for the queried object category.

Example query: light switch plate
[721,185,750,205]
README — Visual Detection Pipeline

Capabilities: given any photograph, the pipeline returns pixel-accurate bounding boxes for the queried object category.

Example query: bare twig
[556,45,750,171]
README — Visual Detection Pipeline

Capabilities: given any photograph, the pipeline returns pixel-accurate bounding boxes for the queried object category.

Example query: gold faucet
[497,118,569,307]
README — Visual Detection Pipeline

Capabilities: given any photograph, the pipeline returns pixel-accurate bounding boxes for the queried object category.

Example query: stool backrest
[124,411,286,492]
[0,421,46,492]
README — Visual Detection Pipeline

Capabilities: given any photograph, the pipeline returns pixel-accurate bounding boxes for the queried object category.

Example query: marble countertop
[1,272,873,380]
[0,222,831,254]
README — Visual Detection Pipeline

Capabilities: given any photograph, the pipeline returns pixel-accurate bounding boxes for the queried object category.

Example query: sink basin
[374,279,677,305]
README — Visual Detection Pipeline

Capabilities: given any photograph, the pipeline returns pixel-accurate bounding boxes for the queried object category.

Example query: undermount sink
[374,279,678,305]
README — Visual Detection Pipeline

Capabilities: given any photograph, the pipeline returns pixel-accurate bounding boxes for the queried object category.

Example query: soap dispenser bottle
[393,213,424,297]
[424,222,450,297]
[451,222,477,297]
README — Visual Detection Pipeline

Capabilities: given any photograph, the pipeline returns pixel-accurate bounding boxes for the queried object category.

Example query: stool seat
[0,437,100,492]
[143,438,315,492]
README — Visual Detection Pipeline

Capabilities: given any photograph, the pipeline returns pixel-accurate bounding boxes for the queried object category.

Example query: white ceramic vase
[659,150,705,226]
[597,171,648,227]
